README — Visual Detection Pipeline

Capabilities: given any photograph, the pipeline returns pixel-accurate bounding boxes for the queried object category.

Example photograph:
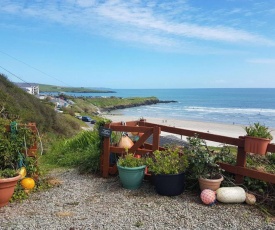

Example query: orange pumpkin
[20,178,35,190]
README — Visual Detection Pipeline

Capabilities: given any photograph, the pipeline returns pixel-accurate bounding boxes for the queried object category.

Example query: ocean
[54,88,275,128]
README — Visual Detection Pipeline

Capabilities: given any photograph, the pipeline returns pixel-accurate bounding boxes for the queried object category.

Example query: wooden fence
[101,119,275,184]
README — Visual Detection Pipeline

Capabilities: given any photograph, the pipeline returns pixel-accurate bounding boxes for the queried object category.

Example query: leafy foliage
[146,145,188,175]
[0,169,18,178]
[185,135,231,179]
[117,153,145,168]
[0,120,36,173]
[245,122,273,140]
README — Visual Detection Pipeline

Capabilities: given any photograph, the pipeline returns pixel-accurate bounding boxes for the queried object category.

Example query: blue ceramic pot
[117,164,146,190]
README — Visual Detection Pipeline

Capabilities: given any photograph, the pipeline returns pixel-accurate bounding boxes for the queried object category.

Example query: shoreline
[102,114,275,147]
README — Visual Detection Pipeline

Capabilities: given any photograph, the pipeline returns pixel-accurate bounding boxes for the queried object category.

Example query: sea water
[51,88,275,128]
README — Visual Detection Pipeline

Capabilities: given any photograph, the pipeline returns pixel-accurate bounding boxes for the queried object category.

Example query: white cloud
[0,0,274,49]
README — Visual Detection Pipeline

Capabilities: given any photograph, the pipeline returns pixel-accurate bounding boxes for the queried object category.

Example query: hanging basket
[117,135,134,149]
[244,136,270,155]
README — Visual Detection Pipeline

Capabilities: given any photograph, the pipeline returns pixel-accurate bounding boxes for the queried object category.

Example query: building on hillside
[15,83,39,95]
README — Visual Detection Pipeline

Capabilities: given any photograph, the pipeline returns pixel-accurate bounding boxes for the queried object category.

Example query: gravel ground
[0,169,274,230]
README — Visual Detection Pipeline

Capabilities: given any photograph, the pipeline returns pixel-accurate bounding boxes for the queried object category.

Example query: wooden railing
[101,119,275,184]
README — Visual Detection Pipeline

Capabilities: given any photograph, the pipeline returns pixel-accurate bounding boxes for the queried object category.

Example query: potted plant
[0,119,35,207]
[185,135,228,191]
[146,145,189,196]
[117,151,146,190]
[244,122,273,155]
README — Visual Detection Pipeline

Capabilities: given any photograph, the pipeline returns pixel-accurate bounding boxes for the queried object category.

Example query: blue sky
[0,0,275,89]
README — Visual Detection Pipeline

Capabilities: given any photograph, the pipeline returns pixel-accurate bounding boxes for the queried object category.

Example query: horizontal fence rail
[101,119,275,184]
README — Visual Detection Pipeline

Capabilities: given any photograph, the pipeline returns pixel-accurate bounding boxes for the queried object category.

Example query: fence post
[139,118,146,126]
[235,145,247,184]
[152,126,161,152]
[102,124,111,178]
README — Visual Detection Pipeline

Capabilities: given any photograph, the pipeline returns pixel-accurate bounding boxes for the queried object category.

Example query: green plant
[42,129,102,173]
[185,135,229,179]
[94,117,111,130]
[245,122,273,140]
[0,169,18,178]
[111,131,122,145]
[146,145,188,175]
[117,153,145,168]
[0,119,36,177]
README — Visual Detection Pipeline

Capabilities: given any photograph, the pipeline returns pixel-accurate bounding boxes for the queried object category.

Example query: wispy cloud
[1,0,274,50]
[247,58,275,64]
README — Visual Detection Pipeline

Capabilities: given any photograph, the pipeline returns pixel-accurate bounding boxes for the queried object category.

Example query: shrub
[118,153,145,168]
[146,145,188,175]
[185,135,230,179]
[245,122,273,140]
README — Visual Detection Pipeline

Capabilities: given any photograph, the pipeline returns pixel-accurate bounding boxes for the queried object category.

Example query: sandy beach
[103,114,275,147]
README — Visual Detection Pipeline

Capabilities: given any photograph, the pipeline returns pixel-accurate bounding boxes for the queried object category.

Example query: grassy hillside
[39,84,115,93]
[73,96,159,111]
[60,96,160,116]
[0,74,80,136]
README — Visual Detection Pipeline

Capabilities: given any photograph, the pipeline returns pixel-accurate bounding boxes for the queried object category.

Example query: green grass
[63,96,160,116]
[81,96,159,109]
[0,74,81,136]
[41,130,102,174]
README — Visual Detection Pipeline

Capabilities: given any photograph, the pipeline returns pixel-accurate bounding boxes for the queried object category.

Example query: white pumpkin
[216,187,246,203]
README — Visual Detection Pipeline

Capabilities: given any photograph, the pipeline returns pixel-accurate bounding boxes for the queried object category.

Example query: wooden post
[138,118,146,126]
[235,145,247,184]
[102,136,111,178]
[102,124,111,178]
[152,126,161,152]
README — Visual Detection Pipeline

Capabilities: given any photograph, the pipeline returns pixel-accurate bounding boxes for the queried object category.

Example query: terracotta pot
[0,174,21,207]
[244,136,270,155]
[199,175,224,191]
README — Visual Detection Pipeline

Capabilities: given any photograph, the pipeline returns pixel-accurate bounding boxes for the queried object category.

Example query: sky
[0,0,275,89]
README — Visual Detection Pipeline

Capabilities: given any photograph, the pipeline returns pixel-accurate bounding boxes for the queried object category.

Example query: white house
[15,83,39,95]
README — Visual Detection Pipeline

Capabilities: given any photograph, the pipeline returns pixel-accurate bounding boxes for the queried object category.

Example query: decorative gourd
[17,167,27,179]
[216,187,246,203]
[118,135,134,149]
[245,193,256,205]
[200,189,216,205]
[20,177,35,190]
